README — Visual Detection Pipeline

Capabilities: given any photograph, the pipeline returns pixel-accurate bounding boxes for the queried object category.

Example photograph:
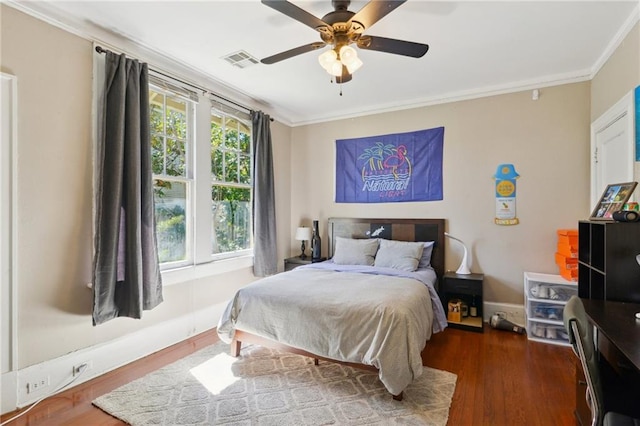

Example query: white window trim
[154,88,255,284]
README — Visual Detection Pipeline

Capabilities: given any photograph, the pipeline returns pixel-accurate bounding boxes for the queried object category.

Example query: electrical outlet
[73,361,92,376]
[27,376,50,394]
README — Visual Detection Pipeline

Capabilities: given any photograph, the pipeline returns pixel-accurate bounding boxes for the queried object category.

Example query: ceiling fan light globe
[329,61,343,76]
[318,50,337,70]
[339,45,358,64]
[346,57,363,74]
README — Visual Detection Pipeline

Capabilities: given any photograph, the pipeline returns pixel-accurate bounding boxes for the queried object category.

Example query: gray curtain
[252,111,277,276]
[92,51,163,325]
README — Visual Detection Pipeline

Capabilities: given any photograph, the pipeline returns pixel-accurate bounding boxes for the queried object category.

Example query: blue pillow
[417,241,435,269]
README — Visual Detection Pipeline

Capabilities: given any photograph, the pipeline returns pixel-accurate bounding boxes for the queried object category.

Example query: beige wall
[0,5,292,368]
[591,22,639,121]
[290,83,592,305]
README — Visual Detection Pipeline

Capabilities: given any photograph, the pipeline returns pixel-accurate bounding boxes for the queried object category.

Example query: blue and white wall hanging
[335,127,444,203]
[494,163,520,226]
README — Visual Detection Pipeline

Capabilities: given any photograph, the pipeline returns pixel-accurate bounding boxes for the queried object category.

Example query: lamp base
[455,265,471,275]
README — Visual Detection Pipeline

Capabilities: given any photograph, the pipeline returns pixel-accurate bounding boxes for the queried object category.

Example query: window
[149,85,194,268]
[210,110,252,258]
[148,76,253,272]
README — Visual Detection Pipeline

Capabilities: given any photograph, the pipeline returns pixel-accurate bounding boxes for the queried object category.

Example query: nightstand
[440,272,484,332]
[284,256,312,271]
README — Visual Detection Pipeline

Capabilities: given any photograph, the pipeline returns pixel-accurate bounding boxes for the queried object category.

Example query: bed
[217,218,448,400]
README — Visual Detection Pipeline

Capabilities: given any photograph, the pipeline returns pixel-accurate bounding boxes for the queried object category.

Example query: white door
[591,91,635,207]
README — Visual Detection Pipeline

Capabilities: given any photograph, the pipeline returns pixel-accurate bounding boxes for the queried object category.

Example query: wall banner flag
[335,127,444,203]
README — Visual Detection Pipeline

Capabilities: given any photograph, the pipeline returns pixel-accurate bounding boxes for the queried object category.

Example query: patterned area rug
[93,342,456,425]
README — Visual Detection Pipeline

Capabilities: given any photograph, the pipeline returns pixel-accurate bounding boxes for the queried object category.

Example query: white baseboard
[3,302,228,413]
[483,302,526,327]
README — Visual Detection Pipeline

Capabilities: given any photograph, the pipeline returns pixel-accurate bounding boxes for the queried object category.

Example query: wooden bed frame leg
[230,339,241,357]
[393,391,404,401]
[314,358,319,366]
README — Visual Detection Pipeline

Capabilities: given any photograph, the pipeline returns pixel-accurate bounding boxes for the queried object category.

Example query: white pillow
[333,237,379,266]
[374,239,425,272]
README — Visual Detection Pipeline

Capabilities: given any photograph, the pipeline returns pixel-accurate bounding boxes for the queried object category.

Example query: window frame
[210,106,254,261]
[146,77,255,280]
[149,83,195,271]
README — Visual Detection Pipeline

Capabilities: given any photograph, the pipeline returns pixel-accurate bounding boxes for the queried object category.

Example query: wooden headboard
[327,218,446,286]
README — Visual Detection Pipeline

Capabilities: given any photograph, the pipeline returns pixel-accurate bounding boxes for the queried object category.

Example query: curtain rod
[95,45,270,120]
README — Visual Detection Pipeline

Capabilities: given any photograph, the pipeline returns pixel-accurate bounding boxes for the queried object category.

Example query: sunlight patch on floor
[189,353,239,395]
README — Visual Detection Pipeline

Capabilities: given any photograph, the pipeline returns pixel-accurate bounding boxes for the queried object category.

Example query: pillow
[374,239,425,272]
[418,241,435,269]
[332,237,379,266]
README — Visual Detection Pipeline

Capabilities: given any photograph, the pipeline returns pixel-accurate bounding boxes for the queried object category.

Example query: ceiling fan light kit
[261,0,429,85]
[318,45,363,77]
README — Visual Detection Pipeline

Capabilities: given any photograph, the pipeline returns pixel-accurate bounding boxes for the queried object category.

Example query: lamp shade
[295,227,312,241]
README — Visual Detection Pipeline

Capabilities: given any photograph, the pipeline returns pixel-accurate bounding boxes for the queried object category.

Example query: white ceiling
[9,1,639,126]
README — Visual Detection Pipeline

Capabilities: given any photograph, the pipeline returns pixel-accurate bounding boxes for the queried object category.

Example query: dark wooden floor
[1,325,577,425]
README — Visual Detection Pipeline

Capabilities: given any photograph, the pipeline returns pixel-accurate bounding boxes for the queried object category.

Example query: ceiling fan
[260,0,429,84]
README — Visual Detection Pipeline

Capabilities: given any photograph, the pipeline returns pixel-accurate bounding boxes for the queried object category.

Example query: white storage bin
[527,322,570,344]
[528,301,564,321]
[524,272,578,347]
[527,282,577,302]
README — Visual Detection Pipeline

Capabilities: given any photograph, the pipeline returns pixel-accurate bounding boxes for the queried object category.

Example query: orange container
[556,252,578,269]
[557,242,578,258]
[559,266,578,282]
[557,229,578,247]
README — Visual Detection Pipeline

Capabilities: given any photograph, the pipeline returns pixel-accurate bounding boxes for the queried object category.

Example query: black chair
[563,296,640,426]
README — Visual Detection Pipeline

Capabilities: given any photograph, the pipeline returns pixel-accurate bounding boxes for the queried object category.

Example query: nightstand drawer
[444,278,481,295]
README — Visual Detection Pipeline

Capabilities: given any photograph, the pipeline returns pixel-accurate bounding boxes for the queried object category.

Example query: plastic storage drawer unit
[524,272,578,346]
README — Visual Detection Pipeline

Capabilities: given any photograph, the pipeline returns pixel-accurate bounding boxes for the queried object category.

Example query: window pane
[151,135,164,175]
[212,185,251,255]
[166,138,185,176]
[154,179,187,263]
[239,131,250,154]
[224,151,239,183]
[211,119,223,150]
[166,97,187,139]
[149,102,164,134]
[225,118,239,150]
[239,155,251,185]
[212,150,224,181]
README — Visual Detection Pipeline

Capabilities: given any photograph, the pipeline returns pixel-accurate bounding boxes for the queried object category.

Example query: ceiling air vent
[222,51,260,69]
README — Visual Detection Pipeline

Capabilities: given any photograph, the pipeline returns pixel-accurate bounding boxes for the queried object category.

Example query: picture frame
[589,181,638,220]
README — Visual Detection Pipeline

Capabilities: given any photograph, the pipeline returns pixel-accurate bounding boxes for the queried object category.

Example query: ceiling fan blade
[357,35,429,58]
[262,0,331,35]
[261,42,326,64]
[348,0,406,31]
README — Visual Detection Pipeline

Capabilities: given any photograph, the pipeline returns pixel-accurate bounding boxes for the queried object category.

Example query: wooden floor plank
[1,324,577,425]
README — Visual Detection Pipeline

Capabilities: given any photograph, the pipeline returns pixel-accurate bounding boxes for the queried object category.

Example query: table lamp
[295,226,312,259]
[445,232,471,274]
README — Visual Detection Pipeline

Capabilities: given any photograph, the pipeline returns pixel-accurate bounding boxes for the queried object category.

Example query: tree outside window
[211,112,252,256]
